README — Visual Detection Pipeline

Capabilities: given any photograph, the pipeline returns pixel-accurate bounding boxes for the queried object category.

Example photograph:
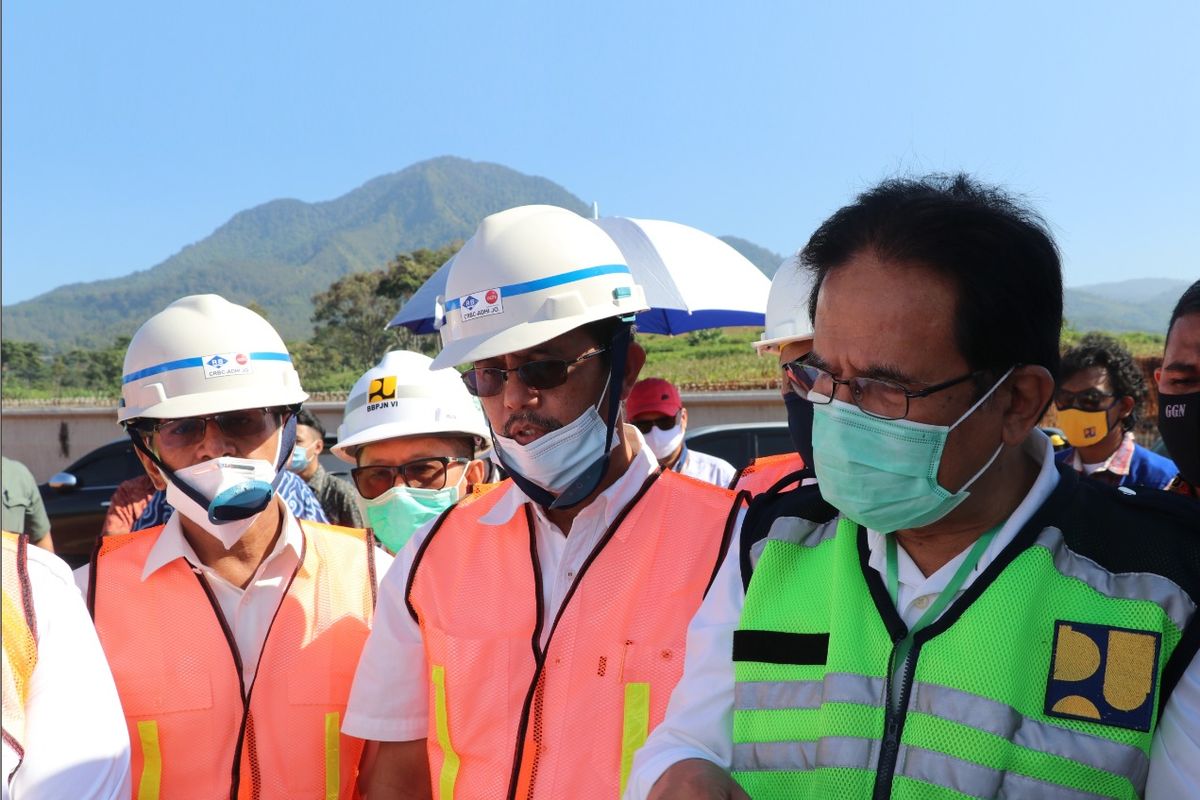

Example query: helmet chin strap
[492,321,633,511]
[126,411,297,522]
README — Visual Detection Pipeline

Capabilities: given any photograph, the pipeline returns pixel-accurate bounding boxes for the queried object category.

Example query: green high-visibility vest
[732,516,1190,799]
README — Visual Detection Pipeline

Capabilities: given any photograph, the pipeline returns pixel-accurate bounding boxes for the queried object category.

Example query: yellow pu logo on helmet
[368,376,398,404]
[1045,620,1160,732]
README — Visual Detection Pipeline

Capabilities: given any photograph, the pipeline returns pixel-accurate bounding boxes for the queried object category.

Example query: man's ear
[1001,364,1055,446]
[680,407,688,431]
[465,458,488,489]
[134,445,168,492]
[620,342,647,401]
[1115,395,1135,422]
[311,436,325,456]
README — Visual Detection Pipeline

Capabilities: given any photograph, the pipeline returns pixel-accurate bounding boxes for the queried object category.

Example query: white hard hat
[119,294,307,423]
[754,255,816,355]
[430,205,649,369]
[332,350,490,463]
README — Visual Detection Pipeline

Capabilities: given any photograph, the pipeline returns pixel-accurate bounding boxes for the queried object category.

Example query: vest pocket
[119,671,215,716]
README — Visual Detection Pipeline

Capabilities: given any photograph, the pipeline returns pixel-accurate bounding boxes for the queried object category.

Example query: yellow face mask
[1057,408,1110,448]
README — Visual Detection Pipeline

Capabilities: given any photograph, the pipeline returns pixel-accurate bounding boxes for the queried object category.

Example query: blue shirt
[1054,432,1178,490]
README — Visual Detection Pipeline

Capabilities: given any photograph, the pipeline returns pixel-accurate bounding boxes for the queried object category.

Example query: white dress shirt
[75,500,392,692]
[342,425,660,742]
[4,545,131,800]
[676,447,737,489]
[625,430,1200,798]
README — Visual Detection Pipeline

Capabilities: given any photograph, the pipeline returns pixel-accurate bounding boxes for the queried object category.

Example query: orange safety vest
[89,521,377,800]
[407,469,737,800]
[2,531,37,772]
[730,452,806,496]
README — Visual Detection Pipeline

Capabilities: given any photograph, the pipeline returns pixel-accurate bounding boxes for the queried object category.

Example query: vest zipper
[504,472,660,800]
[873,633,921,799]
[190,530,305,800]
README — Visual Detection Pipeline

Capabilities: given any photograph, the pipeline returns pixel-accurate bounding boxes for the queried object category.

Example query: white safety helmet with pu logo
[332,350,490,464]
[430,205,650,369]
[754,254,816,355]
[118,294,308,423]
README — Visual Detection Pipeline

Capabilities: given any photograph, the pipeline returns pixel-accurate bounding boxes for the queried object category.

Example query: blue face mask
[811,368,1012,533]
[288,445,309,472]
[361,481,462,553]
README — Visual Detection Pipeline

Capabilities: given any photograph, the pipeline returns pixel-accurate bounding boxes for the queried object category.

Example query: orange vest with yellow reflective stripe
[2,530,37,769]
[89,521,377,800]
[407,470,737,800]
[731,452,806,496]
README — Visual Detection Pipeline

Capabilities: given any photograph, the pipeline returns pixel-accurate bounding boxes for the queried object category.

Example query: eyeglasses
[783,359,982,421]
[631,413,680,434]
[351,457,471,499]
[134,408,284,450]
[1054,387,1117,413]
[462,348,607,397]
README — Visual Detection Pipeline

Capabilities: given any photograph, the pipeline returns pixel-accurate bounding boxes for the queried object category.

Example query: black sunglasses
[132,407,285,450]
[631,413,680,434]
[462,348,607,397]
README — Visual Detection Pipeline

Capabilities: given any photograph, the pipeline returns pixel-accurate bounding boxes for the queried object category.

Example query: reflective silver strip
[765,515,839,548]
[1035,527,1195,632]
[735,673,885,712]
[732,736,879,772]
[343,383,444,415]
[909,681,1149,792]
[899,744,1112,800]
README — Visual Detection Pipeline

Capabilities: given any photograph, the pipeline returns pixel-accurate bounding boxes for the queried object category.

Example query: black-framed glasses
[462,348,607,397]
[133,408,284,451]
[631,413,680,434]
[783,359,982,421]
[1054,387,1118,413]
[351,457,471,499]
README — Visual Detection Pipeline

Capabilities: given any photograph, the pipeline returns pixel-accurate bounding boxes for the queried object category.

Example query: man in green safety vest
[625,175,1200,800]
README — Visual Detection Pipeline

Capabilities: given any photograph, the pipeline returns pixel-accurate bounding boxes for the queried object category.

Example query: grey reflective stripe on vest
[908,681,1150,793]
[735,673,884,711]
[1036,527,1196,631]
[765,515,839,548]
[732,736,880,772]
[898,745,1112,800]
[736,675,1147,793]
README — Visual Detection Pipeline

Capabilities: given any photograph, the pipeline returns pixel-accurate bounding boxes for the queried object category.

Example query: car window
[70,446,143,489]
[753,430,795,460]
[687,431,752,471]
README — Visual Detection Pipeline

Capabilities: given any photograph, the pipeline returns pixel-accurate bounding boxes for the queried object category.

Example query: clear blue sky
[3,1,1197,305]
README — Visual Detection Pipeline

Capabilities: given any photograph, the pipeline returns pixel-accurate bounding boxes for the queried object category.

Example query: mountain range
[1,156,1186,349]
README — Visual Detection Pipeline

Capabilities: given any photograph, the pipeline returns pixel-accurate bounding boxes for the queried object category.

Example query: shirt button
[567,570,575,579]
[913,595,932,610]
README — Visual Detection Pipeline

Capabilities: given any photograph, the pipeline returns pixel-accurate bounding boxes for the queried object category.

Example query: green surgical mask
[361,481,462,553]
[811,367,1012,533]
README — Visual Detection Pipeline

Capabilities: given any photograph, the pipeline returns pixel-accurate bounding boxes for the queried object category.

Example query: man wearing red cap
[627,377,737,487]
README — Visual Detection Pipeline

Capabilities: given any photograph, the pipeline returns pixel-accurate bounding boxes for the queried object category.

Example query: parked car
[684,421,792,473]
[39,437,351,568]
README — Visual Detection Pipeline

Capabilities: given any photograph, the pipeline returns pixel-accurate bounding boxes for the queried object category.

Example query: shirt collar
[141,497,304,582]
[866,428,1061,591]
[1070,431,1136,476]
[478,424,659,529]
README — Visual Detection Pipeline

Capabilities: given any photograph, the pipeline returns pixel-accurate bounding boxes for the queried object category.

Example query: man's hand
[647,758,750,800]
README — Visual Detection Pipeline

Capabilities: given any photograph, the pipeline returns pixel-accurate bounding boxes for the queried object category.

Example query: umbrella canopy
[388,215,771,335]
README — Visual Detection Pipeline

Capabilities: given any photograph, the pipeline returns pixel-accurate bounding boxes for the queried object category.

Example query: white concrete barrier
[1,390,788,482]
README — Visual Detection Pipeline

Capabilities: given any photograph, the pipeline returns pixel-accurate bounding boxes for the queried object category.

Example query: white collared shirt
[5,544,131,800]
[676,447,738,489]
[624,430,1200,798]
[75,500,392,693]
[342,425,660,742]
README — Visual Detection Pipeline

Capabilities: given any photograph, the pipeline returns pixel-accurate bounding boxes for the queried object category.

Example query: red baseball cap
[627,377,682,419]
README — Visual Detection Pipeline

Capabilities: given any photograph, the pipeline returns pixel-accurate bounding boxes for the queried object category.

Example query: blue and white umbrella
[387,216,771,336]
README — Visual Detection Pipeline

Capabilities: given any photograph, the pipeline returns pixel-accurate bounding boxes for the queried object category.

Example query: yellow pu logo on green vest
[1045,620,1160,732]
